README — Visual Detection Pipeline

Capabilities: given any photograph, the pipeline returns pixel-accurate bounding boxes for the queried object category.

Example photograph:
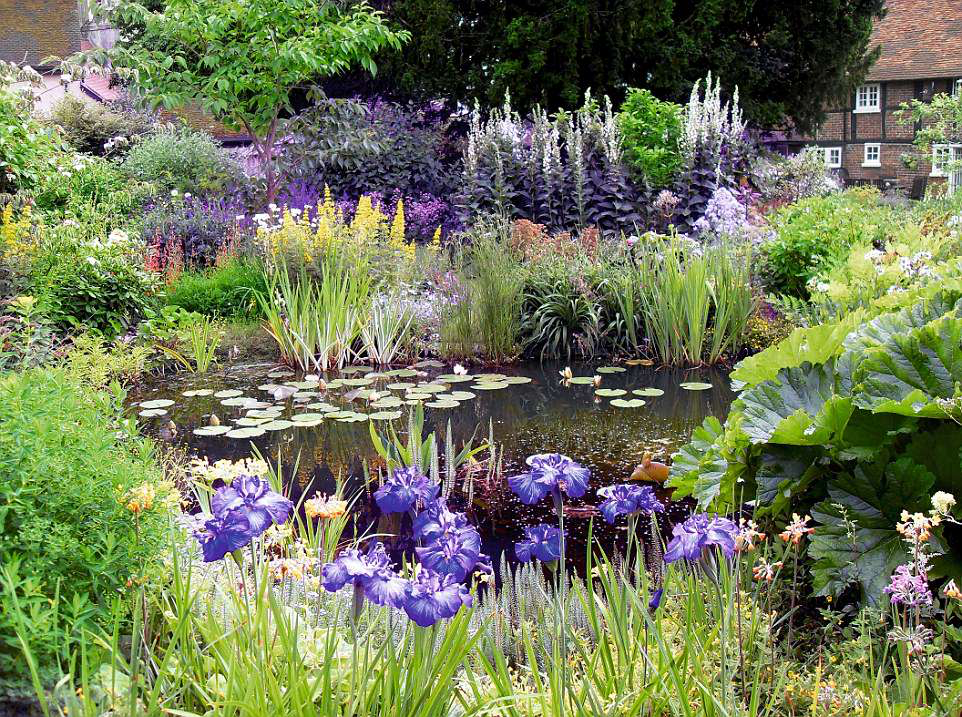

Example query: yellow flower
[305,495,348,520]
[124,482,156,514]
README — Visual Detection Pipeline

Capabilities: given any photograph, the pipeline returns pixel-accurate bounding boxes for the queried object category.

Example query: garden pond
[129,361,734,569]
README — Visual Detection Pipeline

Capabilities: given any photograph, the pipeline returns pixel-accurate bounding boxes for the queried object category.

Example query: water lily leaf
[324,379,344,389]
[476,373,507,381]
[267,369,295,378]
[626,359,654,366]
[258,383,282,392]
[290,382,319,390]
[437,374,474,383]
[426,400,459,409]
[236,417,271,426]
[447,391,477,401]
[340,377,375,387]
[633,388,664,397]
[385,369,418,378]
[370,410,403,420]
[247,408,283,418]
[386,382,417,390]
[597,366,626,374]
[595,388,626,397]
[140,399,175,409]
[182,389,213,397]
[325,411,353,419]
[291,413,327,422]
[610,398,646,408]
[337,414,368,423]
[226,427,267,439]
[371,397,403,409]
[305,402,338,412]
[473,382,509,390]
[738,361,853,446]
[566,377,595,385]
[193,425,232,436]
[220,397,257,407]
[341,365,373,374]
[502,376,533,384]
[138,408,167,417]
[262,420,294,431]
[679,382,712,391]
[213,389,244,399]
[413,359,444,368]
[404,393,430,401]
[414,384,448,393]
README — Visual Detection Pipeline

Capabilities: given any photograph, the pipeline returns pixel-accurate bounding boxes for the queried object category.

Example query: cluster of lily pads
[135,361,715,438]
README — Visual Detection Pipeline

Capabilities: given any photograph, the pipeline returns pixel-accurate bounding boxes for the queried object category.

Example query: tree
[73,0,409,202]
[343,0,884,133]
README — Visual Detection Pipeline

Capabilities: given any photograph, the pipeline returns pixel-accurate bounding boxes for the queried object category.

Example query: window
[855,83,880,112]
[822,146,842,168]
[953,79,962,97]
[932,145,962,194]
[862,143,881,167]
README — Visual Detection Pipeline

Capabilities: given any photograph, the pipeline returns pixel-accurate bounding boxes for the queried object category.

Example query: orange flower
[779,513,814,545]
[124,483,156,514]
[305,495,347,520]
[752,558,783,583]
[944,579,962,600]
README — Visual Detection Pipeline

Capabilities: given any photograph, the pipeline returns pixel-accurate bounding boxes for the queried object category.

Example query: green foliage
[618,88,683,186]
[0,369,173,682]
[164,257,265,320]
[898,89,962,174]
[31,236,159,337]
[62,334,153,389]
[761,188,895,298]
[121,126,240,196]
[30,154,146,227]
[44,95,153,156]
[670,292,962,602]
[521,257,603,361]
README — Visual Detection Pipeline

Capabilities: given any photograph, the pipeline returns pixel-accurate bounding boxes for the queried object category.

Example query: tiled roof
[866,0,962,81]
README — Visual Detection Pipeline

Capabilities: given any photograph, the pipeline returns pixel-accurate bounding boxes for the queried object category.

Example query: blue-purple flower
[211,475,294,536]
[416,523,483,581]
[508,453,590,505]
[596,484,664,523]
[515,524,566,563]
[194,512,254,562]
[402,569,473,627]
[321,543,407,608]
[374,466,440,515]
[412,498,469,542]
[664,513,738,563]
[648,587,664,612]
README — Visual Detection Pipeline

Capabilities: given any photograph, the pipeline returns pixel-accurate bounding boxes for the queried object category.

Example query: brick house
[802,0,962,195]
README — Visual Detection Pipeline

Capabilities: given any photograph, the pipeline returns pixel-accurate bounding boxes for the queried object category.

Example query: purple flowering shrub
[141,194,255,268]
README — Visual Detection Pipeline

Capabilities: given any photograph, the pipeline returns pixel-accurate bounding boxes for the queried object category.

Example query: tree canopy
[345,0,885,133]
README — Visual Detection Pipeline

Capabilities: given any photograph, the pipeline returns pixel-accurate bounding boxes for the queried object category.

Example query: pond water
[129,360,734,570]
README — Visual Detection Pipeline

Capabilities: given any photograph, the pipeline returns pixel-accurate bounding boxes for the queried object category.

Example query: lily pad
[632,387,665,397]
[291,412,327,423]
[220,397,257,407]
[341,365,373,374]
[426,400,459,409]
[267,369,295,378]
[476,373,507,381]
[258,383,282,392]
[596,366,626,374]
[566,377,596,385]
[386,382,417,390]
[680,381,713,391]
[247,408,284,419]
[305,402,338,412]
[236,417,270,426]
[413,359,444,368]
[341,377,375,387]
[611,398,647,408]
[226,427,267,439]
[138,408,167,417]
[446,391,477,401]
[595,388,627,397]
[182,389,213,397]
[472,382,509,390]
[415,383,448,393]
[262,420,294,431]
[193,425,232,436]
[371,397,403,409]
[325,411,354,419]
[370,410,403,420]
[625,359,654,366]
[503,376,533,384]
[213,389,244,399]
[436,374,474,383]
[385,368,418,378]
[139,399,175,409]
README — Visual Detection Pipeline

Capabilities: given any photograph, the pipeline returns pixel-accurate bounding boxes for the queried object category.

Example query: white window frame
[862,143,881,167]
[953,78,962,97]
[855,83,880,113]
[822,146,842,168]
[932,144,962,194]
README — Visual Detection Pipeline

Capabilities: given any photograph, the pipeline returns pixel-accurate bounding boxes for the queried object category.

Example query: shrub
[0,63,65,194]
[44,95,153,156]
[141,194,253,268]
[32,235,159,336]
[0,369,175,683]
[164,257,266,319]
[761,187,894,298]
[30,154,146,226]
[751,149,837,206]
[617,88,683,187]
[460,94,647,235]
[284,97,460,199]
[122,126,241,196]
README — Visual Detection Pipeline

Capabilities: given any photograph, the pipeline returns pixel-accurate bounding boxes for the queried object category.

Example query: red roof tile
[866,0,962,81]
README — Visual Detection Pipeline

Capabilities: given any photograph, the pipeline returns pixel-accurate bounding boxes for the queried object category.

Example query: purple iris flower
[596,484,665,523]
[648,587,664,612]
[194,512,254,562]
[211,475,293,536]
[402,569,473,627]
[374,466,440,515]
[515,524,566,563]
[508,453,590,505]
[320,543,407,608]
[664,513,739,563]
[412,498,469,542]
[416,523,483,581]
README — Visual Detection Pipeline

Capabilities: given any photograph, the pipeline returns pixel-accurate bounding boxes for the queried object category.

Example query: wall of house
[802,78,956,193]
[0,0,83,67]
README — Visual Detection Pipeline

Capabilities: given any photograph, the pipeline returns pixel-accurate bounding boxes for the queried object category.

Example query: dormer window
[855,83,880,113]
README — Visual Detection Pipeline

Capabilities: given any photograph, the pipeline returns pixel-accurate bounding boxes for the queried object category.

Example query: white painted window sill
[862,161,881,168]
[853,107,880,114]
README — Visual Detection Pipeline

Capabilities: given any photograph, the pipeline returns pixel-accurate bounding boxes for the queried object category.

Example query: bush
[761,187,894,298]
[618,88,683,187]
[0,64,64,194]
[30,154,147,226]
[122,126,241,196]
[0,369,175,682]
[141,194,253,268]
[44,95,153,156]
[31,235,159,336]
[164,257,266,319]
